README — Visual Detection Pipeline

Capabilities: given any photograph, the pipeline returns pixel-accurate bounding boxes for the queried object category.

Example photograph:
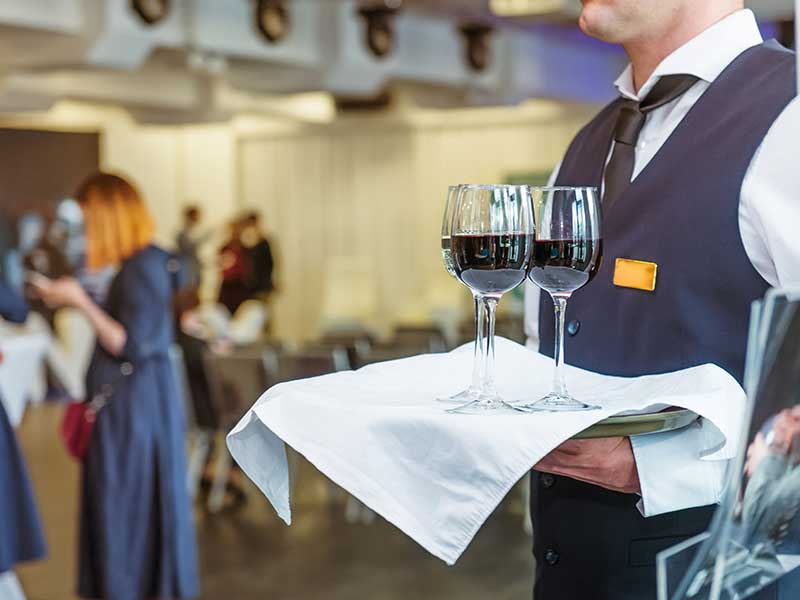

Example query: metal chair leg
[360,505,376,524]
[187,430,212,501]
[208,446,232,513]
[286,446,298,498]
[345,496,362,524]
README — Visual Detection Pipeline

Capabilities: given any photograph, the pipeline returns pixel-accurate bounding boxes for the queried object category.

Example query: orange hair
[77,172,155,270]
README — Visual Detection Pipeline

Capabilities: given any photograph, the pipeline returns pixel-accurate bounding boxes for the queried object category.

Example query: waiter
[525,1,800,599]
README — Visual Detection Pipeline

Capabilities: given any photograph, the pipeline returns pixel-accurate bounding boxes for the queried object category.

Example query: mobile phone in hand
[24,270,52,290]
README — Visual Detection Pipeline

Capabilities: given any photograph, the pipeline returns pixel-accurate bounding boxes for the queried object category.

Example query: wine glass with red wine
[521,186,602,412]
[447,184,534,414]
[437,185,488,404]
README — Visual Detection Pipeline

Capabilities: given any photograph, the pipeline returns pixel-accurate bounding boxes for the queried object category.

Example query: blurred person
[241,211,274,298]
[734,407,800,599]
[54,198,87,272]
[174,288,218,434]
[21,213,72,281]
[744,407,800,553]
[175,205,211,290]
[0,215,24,295]
[33,172,199,600]
[0,278,47,600]
[173,289,247,507]
[21,212,73,327]
[525,1,800,598]
[217,219,251,315]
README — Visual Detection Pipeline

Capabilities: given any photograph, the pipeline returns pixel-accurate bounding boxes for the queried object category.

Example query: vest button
[544,548,559,565]
[567,320,580,336]
[541,473,555,489]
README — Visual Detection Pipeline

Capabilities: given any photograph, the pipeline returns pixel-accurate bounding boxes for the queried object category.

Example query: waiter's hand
[534,437,641,494]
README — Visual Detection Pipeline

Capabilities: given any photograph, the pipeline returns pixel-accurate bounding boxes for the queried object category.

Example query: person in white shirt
[524,2,800,599]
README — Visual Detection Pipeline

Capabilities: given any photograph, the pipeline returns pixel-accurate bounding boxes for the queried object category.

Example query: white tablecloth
[0,333,50,427]
[228,338,746,565]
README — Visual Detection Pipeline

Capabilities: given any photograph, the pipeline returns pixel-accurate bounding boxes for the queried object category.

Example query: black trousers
[530,472,716,600]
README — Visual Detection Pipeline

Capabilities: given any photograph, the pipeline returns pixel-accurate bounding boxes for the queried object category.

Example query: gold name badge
[613,258,658,292]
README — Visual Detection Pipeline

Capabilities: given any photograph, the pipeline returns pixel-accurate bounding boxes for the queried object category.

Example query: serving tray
[572,408,699,440]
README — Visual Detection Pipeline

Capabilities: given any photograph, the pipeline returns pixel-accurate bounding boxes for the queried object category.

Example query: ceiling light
[358,4,400,59]
[255,0,290,44]
[459,23,493,72]
[131,0,171,25]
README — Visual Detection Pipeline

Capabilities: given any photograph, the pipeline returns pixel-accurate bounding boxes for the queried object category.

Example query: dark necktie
[603,74,700,208]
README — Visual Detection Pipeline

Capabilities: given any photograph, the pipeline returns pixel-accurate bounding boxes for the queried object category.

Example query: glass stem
[551,294,570,398]
[481,296,499,398]
[470,294,485,392]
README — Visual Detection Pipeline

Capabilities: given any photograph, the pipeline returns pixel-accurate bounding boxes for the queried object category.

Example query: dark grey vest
[539,40,795,385]
[531,41,797,600]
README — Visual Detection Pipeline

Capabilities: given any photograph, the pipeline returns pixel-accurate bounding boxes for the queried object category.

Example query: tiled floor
[14,405,534,600]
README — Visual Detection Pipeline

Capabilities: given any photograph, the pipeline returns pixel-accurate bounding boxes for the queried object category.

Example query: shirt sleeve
[630,418,729,517]
[630,98,800,518]
[739,96,800,288]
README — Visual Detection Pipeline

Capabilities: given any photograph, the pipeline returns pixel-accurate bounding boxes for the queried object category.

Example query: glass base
[446,393,526,414]
[520,392,600,413]
[436,387,479,404]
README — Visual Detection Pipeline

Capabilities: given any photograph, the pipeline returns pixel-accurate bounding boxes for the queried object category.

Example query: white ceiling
[0,0,795,124]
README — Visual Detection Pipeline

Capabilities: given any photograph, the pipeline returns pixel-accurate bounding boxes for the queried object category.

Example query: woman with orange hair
[35,172,199,600]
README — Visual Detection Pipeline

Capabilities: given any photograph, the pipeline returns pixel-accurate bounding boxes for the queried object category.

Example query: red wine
[528,239,602,295]
[451,233,533,295]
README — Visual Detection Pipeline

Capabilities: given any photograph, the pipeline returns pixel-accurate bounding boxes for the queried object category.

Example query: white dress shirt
[524,9,800,517]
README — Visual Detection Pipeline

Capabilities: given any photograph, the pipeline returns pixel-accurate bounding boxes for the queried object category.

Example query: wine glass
[438,185,486,404]
[521,186,602,412]
[440,185,460,279]
[448,184,534,414]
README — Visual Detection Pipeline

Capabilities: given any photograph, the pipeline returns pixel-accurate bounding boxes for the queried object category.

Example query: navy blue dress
[0,280,47,574]
[78,246,199,600]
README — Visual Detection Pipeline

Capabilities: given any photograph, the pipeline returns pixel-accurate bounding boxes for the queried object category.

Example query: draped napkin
[227,338,745,565]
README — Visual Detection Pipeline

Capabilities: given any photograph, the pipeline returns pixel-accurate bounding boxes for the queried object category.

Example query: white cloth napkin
[227,338,746,565]
[0,333,50,427]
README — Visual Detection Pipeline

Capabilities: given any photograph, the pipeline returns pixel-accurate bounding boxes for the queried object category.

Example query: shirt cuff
[630,418,729,517]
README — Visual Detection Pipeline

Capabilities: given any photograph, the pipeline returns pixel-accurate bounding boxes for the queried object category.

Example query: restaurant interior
[0,1,797,599]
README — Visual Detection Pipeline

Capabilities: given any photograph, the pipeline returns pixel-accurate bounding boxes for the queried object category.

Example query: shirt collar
[614,9,764,101]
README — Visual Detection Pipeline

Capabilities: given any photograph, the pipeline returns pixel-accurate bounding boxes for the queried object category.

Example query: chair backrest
[203,346,271,427]
[352,344,424,369]
[318,331,372,369]
[494,315,526,345]
[349,325,446,369]
[392,325,448,353]
[273,347,351,384]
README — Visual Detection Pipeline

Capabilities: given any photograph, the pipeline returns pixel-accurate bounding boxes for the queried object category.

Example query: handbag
[60,363,132,461]
[61,396,103,461]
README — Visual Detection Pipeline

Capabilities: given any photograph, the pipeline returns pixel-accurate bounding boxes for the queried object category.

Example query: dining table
[0,331,50,427]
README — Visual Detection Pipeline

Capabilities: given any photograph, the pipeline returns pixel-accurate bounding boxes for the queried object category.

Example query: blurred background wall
[0,0,793,342]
